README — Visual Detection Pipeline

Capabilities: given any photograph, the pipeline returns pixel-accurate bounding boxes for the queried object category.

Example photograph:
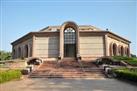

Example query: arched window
[64,27,76,57]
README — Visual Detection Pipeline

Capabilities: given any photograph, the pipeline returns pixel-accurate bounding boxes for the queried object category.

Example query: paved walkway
[0,78,137,91]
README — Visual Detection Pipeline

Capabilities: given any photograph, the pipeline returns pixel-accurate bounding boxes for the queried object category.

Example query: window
[64,28,76,44]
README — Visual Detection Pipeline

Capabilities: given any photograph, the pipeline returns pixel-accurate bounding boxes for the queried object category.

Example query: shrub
[112,56,137,66]
[0,69,22,83]
[114,68,137,82]
[0,50,11,61]
[112,56,132,61]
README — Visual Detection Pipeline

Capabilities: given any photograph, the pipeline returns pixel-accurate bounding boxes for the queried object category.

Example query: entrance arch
[60,21,79,59]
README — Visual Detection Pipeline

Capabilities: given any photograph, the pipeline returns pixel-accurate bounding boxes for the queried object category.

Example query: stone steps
[29,60,105,78]
[29,71,105,78]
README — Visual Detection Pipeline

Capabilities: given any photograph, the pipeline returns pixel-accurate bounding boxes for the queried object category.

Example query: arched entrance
[112,43,117,56]
[25,45,28,58]
[18,47,21,58]
[121,46,124,56]
[60,21,79,59]
[64,28,76,57]
[127,48,129,57]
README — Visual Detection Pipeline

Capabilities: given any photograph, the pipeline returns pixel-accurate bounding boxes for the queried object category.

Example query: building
[11,21,131,61]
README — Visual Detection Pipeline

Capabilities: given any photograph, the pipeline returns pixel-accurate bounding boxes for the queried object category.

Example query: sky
[0,0,137,55]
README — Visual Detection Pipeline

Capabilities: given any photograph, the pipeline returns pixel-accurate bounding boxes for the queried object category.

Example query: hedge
[0,69,22,83]
[114,68,137,82]
[112,56,137,66]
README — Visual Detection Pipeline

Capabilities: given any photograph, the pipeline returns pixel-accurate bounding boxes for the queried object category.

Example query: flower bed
[0,69,22,83]
[113,68,137,82]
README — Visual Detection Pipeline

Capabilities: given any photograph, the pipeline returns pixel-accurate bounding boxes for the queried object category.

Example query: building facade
[11,21,131,60]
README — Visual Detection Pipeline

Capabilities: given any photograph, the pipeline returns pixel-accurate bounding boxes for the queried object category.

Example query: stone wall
[12,38,33,59]
[107,36,130,56]
[34,36,59,59]
[79,36,105,60]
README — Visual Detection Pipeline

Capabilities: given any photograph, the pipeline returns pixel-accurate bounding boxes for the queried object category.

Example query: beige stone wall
[107,36,129,56]
[12,38,33,59]
[79,36,105,60]
[34,36,59,58]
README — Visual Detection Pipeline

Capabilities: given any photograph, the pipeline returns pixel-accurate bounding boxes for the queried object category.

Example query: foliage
[0,50,12,61]
[131,54,136,57]
[113,68,137,82]
[0,69,21,83]
[112,56,137,66]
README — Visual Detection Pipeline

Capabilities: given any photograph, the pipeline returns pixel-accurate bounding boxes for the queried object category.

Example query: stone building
[11,21,131,60]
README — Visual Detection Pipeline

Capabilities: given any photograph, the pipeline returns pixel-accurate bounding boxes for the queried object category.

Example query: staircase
[29,59,105,79]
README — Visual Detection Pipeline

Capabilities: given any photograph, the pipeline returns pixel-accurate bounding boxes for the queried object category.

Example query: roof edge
[11,30,131,46]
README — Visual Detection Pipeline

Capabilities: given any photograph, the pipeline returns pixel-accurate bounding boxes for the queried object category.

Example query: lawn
[0,69,22,83]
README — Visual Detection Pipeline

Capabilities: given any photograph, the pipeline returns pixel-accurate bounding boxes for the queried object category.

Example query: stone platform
[29,60,105,78]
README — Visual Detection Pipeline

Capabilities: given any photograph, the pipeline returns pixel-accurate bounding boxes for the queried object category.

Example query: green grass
[112,56,137,66]
[113,68,137,82]
[0,69,22,83]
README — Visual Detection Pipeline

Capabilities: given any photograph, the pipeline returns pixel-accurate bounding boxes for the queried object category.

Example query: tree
[0,50,12,61]
[131,54,136,58]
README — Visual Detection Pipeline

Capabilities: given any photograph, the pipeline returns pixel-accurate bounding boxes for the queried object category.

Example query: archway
[13,49,16,58]
[125,47,127,56]
[121,46,124,56]
[118,45,121,56]
[25,45,28,58]
[18,47,21,58]
[64,27,76,57]
[109,43,113,56]
[60,21,79,59]
[127,48,129,56]
[112,43,117,56]
[125,47,129,56]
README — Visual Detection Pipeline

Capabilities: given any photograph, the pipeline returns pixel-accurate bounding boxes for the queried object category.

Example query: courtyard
[0,78,137,91]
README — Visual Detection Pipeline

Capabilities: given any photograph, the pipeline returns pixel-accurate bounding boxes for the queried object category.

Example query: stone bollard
[26,65,34,72]
[35,60,40,65]
[21,68,30,75]
[105,67,112,74]
[105,67,113,78]
[102,64,109,71]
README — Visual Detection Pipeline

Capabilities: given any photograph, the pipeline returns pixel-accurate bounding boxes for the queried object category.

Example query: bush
[0,69,22,83]
[96,57,121,65]
[114,68,137,82]
[112,56,132,61]
[0,50,11,61]
[112,56,137,66]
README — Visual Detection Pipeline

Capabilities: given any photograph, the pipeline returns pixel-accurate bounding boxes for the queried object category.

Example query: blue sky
[0,0,137,55]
